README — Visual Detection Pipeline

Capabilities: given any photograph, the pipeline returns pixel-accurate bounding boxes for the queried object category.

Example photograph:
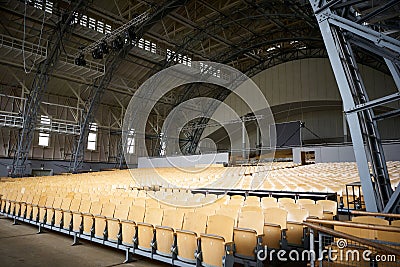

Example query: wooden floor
[0,216,168,267]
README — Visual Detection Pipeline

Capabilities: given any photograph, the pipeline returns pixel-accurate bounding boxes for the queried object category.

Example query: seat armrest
[81,212,93,217]
[224,241,234,246]
[234,227,263,236]
[120,219,136,225]
[176,229,198,237]
[53,208,63,211]
[94,215,107,219]
[287,221,304,226]
[264,222,282,228]
[200,233,225,242]
[107,217,121,222]
[137,222,154,227]
[155,225,174,232]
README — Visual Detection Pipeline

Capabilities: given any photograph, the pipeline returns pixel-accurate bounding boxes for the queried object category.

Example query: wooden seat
[216,205,240,222]
[39,196,54,223]
[261,197,279,209]
[302,203,323,219]
[82,201,102,235]
[176,212,208,262]
[20,194,34,219]
[392,220,400,227]
[241,205,262,213]
[316,200,337,220]
[280,202,300,210]
[263,207,287,249]
[155,209,185,256]
[54,198,72,227]
[351,216,389,239]
[46,197,63,225]
[137,207,163,250]
[121,205,145,246]
[234,211,264,260]
[278,197,295,204]
[286,208,309,246]
[61,198,79,230]
[94,202,115,239]
[107,204,130,242]
[297,199,315,206]
[200,214,235,267]
[26,195,41,221]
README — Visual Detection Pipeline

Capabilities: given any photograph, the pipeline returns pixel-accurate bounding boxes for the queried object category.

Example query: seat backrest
[89,201,102,215]
[128,205,145,222]
[206,214,234,242]
[120,197,135,206]
[113,204,130,220]
[230,195,245,201]
[241,205,262,213]
[352,216,389,226]
[278,197,295,204]
[38,196,47,206]
[144,207,163,225]
[229,198,244,206]
[287,208,309,223]
[216,206,239,222]
[316,200,337,216]
[302,204,323,219]
[134,197,146,207]
[392,220,400,227]
[182,212,208,234]
[238,211,264,234]
[45,196,55,207]
[246,196,260,202]
[69,199,81,212]
[263,207,287,229]
[53,197,63,209]
[297,199,315,205]
[146,198,160,208]
[26,195,34,204]
[281,202,300,210]
[162,209,184,229]
[101,202,116,217]
[60,198,73,210]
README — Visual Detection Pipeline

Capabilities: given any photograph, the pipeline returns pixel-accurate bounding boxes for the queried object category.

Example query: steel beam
[309,0,400,212]
[10,0,86,177]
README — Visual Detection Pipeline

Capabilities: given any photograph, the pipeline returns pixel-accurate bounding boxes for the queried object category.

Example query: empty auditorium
[1,1,400,267]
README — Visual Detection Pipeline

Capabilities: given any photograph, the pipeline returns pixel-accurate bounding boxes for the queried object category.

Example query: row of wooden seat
[1,190,339,266]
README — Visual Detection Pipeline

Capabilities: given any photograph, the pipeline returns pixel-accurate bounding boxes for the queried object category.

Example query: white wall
[293,143,400,163]
[138,153,229,168]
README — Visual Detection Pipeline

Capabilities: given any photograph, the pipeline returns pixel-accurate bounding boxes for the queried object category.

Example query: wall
[138,153,229,168]
[203,58,400,146]
[292,143,400,163]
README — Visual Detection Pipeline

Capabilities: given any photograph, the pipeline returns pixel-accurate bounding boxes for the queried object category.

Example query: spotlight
[74,53,86,66]
[92,47,103,59]
[111,36,124,50]
[126,26,136,41]
[99,41,109,54]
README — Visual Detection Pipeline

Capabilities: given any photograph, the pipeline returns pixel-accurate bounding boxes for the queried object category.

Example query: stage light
[111,36,124,50]
[92,47,103,59]
[99,41,109,54]
[74,53,86,66]
[126,26,136,41]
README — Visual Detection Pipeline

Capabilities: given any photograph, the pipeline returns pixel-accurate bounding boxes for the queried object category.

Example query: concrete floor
[0,216,168,267]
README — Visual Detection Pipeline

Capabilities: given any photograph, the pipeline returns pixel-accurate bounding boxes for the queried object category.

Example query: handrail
[350,210,400,219]
[306,218,400,232]
[303,222,400,256]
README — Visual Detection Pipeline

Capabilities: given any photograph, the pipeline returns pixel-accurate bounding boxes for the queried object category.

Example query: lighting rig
[74,11,149,65]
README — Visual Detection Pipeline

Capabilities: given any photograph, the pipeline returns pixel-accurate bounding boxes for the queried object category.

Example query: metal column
[309,0,400,212]
[10,0,86,177]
